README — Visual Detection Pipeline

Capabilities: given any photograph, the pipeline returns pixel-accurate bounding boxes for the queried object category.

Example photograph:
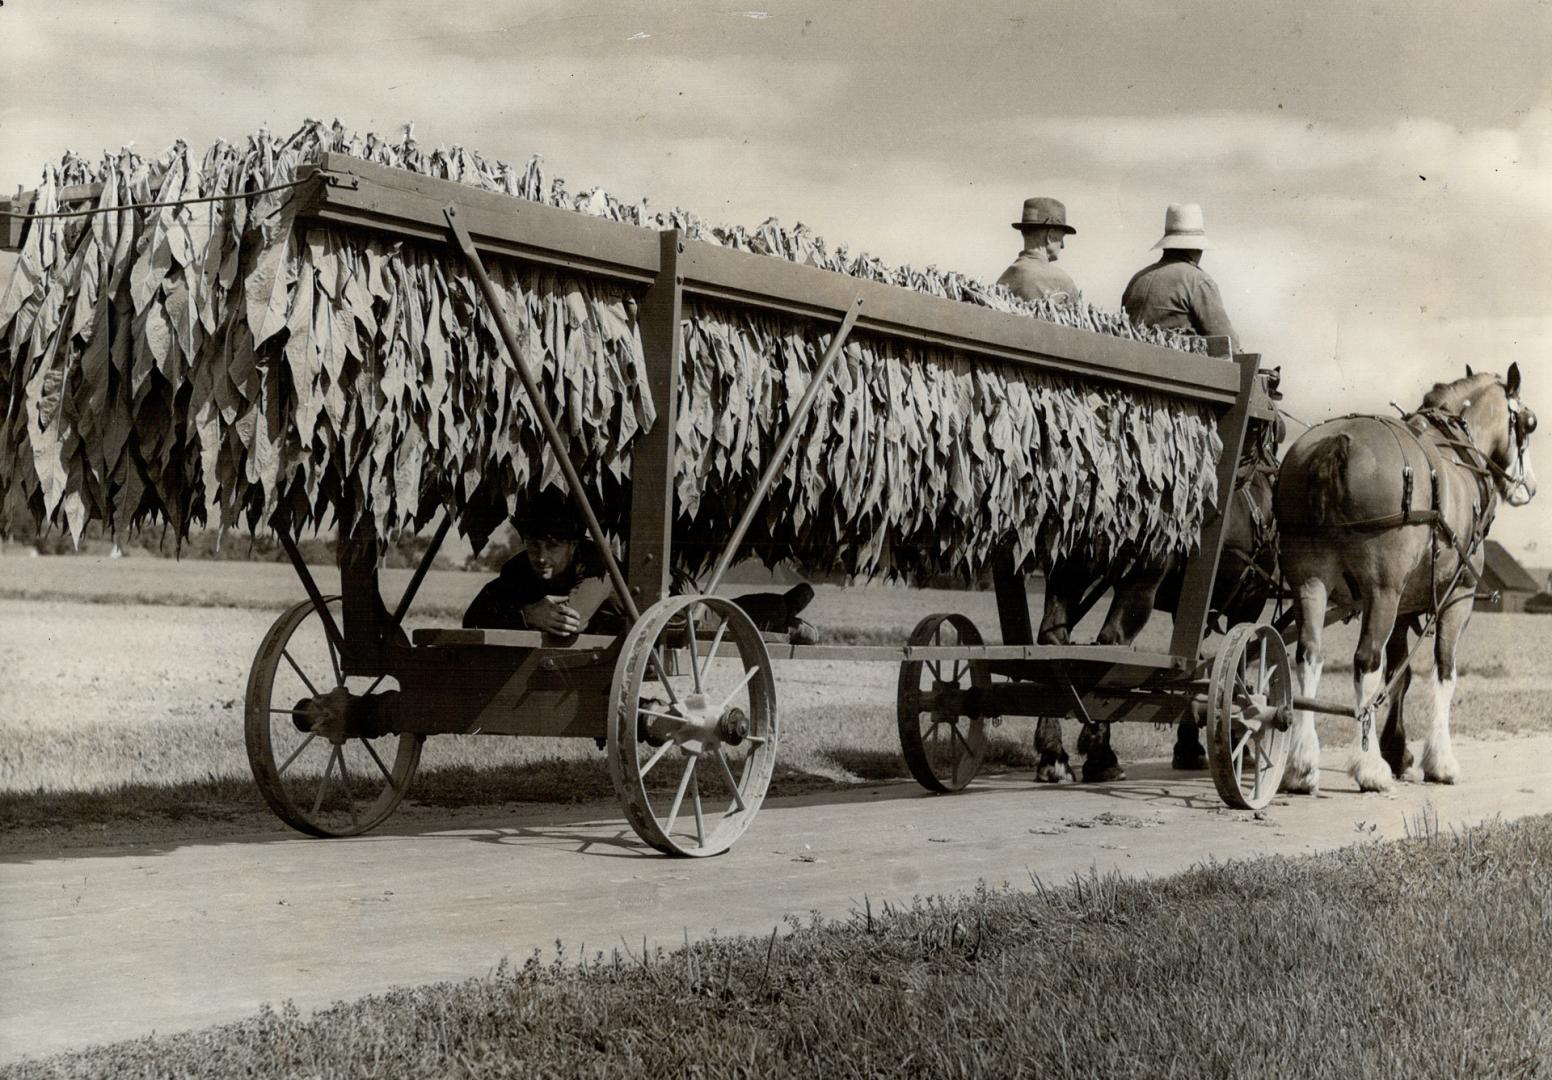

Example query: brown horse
[1033,428,1282,782]
[1276,365,1537,793]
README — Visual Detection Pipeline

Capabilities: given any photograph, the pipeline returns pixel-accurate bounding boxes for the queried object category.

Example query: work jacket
[996,253,1077,301]
[1121,255,1237,346]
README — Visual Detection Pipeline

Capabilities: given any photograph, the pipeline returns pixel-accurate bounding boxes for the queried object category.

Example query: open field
[3,552,1549,839]
[7,814,1550,1079]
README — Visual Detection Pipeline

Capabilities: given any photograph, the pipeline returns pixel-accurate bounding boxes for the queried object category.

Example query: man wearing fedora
[1121,203,1237,348]
[997,197,1078,301]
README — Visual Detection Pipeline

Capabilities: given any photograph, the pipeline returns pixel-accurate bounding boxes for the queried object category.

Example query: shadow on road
[2,757,1233,865]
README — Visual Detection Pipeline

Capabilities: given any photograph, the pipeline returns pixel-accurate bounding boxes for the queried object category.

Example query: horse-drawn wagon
[1,131,1304,856]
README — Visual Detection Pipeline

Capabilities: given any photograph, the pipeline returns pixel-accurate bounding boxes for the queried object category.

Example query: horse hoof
[1171,747,1207,771]
[1081,762,1127,784]
[1035,762,1075,784]
[1279,764,1319,795]
[1352,758,1396,793]
[1421,751,1458,785]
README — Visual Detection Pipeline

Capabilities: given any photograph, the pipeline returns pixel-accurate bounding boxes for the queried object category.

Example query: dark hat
[515,489,585,542]
[1012,197,1076,235]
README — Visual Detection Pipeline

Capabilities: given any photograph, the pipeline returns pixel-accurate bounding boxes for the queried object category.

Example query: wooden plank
[412,627,618,649]
[301,157,1241,404]
[624,231,683,609]
[411,625,1184,672]
[303,153,660,284]
[992,550,1034,647]
[677,241,1242,404]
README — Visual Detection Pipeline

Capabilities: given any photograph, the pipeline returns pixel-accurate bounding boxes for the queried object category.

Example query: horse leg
[1350,588,1402,793]
[1072,576,1158,784]
[1378,621,1415,780]
[1281,578,1327,794]
[1032,561,1086,784]
[1172,706,1208,770]
[1421,596,1471,784]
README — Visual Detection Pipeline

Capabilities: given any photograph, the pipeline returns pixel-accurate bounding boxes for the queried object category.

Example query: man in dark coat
[1121,202,1238,348]
[463,494,624,636]
[464,491,820,641]
[996,197,1078,301]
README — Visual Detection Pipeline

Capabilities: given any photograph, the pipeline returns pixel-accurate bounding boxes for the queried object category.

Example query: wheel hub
[638,693,747,755]
[292,686,351,742]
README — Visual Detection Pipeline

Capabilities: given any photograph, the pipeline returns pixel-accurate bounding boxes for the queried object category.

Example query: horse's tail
[1304,432,1351,523]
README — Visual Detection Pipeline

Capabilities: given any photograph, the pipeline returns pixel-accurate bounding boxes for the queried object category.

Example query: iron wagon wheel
[245,596,422,838]
[1206,622,1293,810]
[897,614,991,792]
[608,594,777,857]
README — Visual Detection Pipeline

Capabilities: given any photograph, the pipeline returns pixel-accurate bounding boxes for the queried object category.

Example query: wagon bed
[4,153,1292,855]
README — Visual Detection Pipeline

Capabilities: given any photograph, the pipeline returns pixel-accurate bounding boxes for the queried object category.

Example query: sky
[2,0,1548,564]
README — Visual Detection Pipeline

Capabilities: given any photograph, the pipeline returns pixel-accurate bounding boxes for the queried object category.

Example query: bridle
[1499,393,1538,503]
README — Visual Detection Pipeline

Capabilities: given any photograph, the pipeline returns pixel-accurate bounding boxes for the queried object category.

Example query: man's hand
[523,597,582,635]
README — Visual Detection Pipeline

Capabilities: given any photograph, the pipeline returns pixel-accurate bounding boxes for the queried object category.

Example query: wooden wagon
[3,154,1305,856]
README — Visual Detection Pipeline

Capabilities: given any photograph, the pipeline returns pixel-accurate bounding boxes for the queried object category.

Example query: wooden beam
[302,153,660,285]
[677,241,1241,404]
[625,231,685,609]
[1168,352,1261,659]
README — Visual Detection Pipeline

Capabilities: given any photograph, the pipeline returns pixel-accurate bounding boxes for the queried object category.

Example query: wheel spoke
[359,737,395,786]
[639,707,686,725]
[716,666,761,712]
[337,750,358,828]
[281,650,320,697]
[704,619,731,665]
[690,769,706,848]
[324,630,343,688]
[648,647,682,708]
[363,673,387,696]
[269,707,303,717]
[1232,726,1254,760]
[951,661,966,684]
[743,734,767,746]
[639,738,676,779]
[665,757,698,839]
[714,749,747,812]
[311,746,339,815]
[686,607,704,696]
[950,721,974,757]
[277,732,318,777]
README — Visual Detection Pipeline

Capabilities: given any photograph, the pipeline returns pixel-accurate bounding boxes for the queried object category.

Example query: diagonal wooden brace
[703,296,866,598]
[444,205,642,624]
[275,524,346,655]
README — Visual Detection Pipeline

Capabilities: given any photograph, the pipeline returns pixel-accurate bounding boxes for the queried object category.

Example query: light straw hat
[1152,203,1213,250]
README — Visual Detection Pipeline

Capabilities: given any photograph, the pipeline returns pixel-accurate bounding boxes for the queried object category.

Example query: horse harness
[1311,408,1508,748]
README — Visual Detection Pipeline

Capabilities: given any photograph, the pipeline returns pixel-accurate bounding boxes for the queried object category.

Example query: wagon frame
[4,155,1304,854]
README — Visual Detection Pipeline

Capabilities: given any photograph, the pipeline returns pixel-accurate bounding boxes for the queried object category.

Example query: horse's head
[1443,364,1537,506]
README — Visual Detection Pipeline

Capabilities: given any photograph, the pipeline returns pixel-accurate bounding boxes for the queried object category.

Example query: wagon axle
[290,686,397,743]
[637,697,752,754]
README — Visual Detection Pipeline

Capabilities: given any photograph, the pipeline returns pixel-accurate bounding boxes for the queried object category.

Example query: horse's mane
[1420,372,1499,412]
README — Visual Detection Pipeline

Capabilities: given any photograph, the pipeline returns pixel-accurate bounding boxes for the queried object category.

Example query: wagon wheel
[245,597,422,838]
[897,614,991,792]
[608,595,777,857]
[1206,622,1293,810]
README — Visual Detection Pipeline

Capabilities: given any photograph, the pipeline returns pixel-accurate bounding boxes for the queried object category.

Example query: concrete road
[3,735,1550,1063]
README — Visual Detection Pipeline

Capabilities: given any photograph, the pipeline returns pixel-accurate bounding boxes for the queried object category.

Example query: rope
[1,178,309,222]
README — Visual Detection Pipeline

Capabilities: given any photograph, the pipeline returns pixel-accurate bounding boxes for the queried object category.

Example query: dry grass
[7,814,1550,1079]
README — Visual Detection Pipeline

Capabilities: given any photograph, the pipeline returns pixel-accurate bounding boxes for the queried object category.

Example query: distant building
[1475,541,1541,613]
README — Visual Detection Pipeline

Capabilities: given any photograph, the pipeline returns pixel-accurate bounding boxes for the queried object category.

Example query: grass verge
[8,814,1550,1079]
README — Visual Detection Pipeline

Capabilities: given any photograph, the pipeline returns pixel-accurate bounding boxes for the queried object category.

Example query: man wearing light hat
[1121,203,1237,348]
[997,197,1078,301]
